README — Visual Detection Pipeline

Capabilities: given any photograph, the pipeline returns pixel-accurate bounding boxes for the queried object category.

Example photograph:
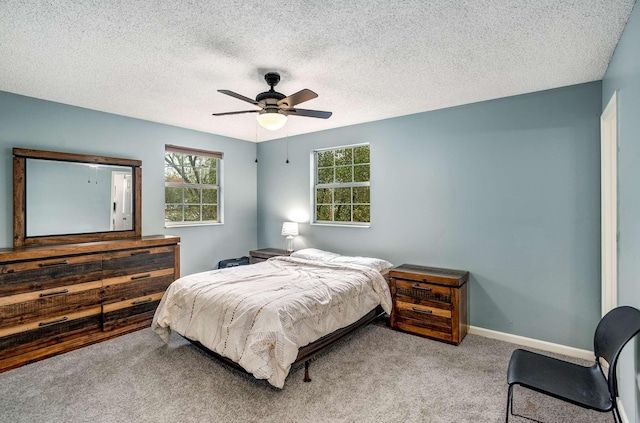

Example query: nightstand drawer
[395,301,451,319]
[394,301,453,339]
[393,279,452,308]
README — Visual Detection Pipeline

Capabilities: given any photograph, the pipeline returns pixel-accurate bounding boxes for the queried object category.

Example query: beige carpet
[0,321,612,423]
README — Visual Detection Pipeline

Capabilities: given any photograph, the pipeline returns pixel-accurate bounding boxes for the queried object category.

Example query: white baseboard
[468,325,594,361]
[617,398,629,423]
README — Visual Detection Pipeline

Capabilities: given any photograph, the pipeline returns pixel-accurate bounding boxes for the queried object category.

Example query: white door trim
[601,91,618,317]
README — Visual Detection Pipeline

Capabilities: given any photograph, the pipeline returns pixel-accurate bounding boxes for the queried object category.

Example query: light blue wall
[0,91,258,276]
[257,82,602,350]
[602,3,640,422]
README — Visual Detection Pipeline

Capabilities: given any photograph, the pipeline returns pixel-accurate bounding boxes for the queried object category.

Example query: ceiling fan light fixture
[257,110,287,130]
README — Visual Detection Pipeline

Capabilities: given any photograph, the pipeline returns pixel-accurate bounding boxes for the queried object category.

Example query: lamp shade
[281,222,299,237]
[257,110,287,130]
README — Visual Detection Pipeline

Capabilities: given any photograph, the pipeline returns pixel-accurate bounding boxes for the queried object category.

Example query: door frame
[601,91,618,317]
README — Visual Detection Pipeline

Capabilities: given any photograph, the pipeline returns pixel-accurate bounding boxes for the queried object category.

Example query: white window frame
[164,144,224,228]
[310,143,371,227]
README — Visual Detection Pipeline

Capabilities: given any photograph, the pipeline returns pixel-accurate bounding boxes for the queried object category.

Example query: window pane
[335,166,353,183]
[184,187,200,204]
[354,146,370,164]
[182,166,199,184]
[316,188,332,204]
[202,188,217,204]
[165,205,183,222]
[316,205,332,221]
[334,187,351,204]
[317,151,334,167]
[165,187,182,204]
[202,205,217,221]
[353,186,370,203]
[318,167,334,184]
[184,205,201,221]
[334,205,352,222]
[354,164,370,182]
[165,166,183,183]
[334,148,352,166]
[353,205,370,222]
[201,169,217,184]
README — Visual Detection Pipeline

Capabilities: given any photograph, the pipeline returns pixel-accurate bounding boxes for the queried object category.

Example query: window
[164,145,222,227]
[312,144,370,226]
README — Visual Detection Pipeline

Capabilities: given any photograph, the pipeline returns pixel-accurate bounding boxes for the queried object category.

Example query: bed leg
[304,361,311,382]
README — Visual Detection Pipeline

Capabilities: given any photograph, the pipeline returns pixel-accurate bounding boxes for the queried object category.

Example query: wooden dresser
[389,264,469,345]
[249,248,291,264]
[0,235,180,372]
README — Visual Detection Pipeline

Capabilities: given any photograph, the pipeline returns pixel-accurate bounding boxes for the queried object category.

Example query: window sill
[311,222,370,228]
[165,222,223,229]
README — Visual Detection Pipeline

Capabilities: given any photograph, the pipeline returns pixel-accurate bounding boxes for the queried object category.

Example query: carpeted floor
[0,321,611,423]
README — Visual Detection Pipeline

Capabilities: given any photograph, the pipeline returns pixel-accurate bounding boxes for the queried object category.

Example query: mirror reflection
[26,159,134,237]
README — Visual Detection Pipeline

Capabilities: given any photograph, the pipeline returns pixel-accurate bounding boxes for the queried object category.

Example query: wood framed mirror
[13,148,142,247]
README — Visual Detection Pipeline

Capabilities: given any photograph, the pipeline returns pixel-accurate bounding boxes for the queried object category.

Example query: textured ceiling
[0,1,635,142]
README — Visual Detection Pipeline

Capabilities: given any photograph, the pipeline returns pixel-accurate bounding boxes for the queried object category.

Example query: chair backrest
[593,306,640,397]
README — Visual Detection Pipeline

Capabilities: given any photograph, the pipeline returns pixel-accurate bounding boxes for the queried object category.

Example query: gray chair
[505,305,640,422]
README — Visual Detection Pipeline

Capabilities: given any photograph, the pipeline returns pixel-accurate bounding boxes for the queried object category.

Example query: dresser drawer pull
[412,307,433,315]
[132,298,153,305]
[130,250,151,256]
[38,316,68,327]
[39,289,69,298]
[39,260,69,267]
[412,284,432,292]
[130,274,151,280]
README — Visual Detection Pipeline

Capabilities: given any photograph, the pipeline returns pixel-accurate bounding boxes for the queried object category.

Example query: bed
[151,248,392,388]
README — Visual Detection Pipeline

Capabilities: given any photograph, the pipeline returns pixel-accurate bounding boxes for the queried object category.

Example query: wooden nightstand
[249,248,291,264]
[389,264,469,345]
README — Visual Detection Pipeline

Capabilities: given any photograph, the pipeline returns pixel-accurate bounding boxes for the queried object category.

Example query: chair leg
[506,384,514,423]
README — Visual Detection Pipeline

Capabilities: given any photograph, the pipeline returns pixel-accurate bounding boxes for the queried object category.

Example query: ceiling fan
[212,72,332,130]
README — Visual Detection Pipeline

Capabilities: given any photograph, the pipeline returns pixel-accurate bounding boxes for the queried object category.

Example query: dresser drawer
[0,281,102,329]
[102,292,164,331]
[102,246,176,278]
[102,268,174,304]
[0,307,102,360]
[0,255,102,296]
[393,279,452,309]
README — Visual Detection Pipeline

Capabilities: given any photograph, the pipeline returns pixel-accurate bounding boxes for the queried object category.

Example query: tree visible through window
[164,145,222,226]
[313,144,370,225]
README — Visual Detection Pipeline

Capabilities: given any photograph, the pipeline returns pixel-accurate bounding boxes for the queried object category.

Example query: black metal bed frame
[189,305,385,385]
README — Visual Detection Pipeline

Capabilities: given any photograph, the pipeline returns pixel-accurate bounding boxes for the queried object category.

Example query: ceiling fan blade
[277,89,318,108]
[212,110,259,116]
[218,90,263,107]
[281,108,332,119]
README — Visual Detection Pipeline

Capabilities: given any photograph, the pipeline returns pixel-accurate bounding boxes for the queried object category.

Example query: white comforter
[151,256,392,388]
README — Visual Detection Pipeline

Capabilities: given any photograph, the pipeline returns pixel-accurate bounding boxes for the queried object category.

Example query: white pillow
[290,248,342,261]
[329,255,393,272]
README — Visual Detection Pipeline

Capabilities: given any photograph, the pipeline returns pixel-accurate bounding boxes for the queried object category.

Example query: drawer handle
[38,316,68,327]
[130,250,151,256]
[39,260,69,267]
[412,307,433,315]
[130,273,151,280]
[412,284,432,292]
[39,289,69,298]
[132,298,153,305]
